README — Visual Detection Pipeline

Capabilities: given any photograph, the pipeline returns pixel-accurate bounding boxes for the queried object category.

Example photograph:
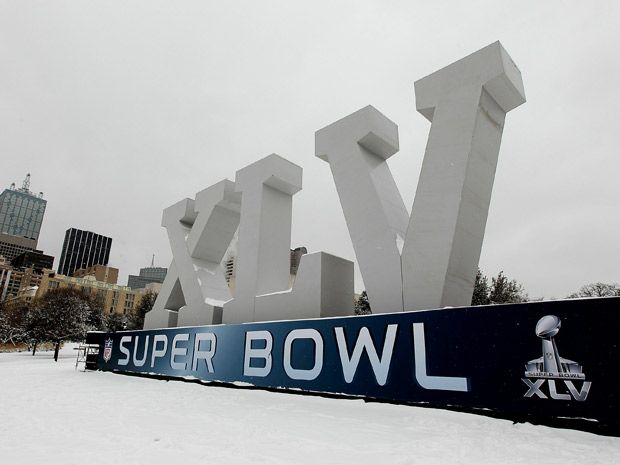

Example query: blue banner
[88,298,619,433]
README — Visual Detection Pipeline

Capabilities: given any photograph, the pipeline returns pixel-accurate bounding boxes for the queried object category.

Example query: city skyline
[2,2,620,299]
[0,173,160,281]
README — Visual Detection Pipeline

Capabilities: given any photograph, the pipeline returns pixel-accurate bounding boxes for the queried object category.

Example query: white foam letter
[316,43,526,312]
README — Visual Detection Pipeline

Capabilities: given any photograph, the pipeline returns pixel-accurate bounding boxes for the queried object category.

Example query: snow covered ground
[1,344,618,465]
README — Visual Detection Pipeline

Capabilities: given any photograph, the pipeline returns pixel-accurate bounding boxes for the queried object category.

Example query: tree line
[354,269,620,314]
[4,274,619,356]
[0,288,157,360]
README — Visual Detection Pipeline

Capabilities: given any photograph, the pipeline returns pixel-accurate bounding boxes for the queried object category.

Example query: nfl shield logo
[103,338,113,363]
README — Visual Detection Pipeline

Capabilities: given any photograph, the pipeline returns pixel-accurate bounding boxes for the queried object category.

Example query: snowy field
[1,345,618,465]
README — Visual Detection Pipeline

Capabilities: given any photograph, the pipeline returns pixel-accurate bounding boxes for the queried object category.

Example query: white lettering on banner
[548,380,571,401]
[522,378,592,402]
[150,334,168,368]
[170,333,190,370]
[412,323,469,392]
[334,325,397,386]
[565,381,592,402]
[111,324,472,391]
[244,330,273,377]
[118,336,131,366]
[133,335,149,367]
[283,329,324,380]
[192,333,217,373]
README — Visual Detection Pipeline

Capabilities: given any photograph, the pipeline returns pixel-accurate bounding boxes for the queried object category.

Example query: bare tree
[0,302,30,346]
[568,283,620,298]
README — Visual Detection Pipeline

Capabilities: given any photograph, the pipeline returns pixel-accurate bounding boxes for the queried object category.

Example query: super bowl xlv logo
[522,315,592,402]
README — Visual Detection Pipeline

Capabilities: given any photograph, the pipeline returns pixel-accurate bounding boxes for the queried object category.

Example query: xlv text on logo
[522,315,591,402]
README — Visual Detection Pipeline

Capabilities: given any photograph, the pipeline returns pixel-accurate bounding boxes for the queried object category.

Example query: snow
[1,345,618,465]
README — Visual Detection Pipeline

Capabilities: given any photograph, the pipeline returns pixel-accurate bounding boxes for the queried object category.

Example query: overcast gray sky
[1,0,619,300]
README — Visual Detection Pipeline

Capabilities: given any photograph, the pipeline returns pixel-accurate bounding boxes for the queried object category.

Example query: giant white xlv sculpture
[145,154,354,329]
[145,41,525,329]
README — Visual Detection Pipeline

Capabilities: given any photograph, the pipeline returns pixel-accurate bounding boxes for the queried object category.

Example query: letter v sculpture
[315,41,525,312]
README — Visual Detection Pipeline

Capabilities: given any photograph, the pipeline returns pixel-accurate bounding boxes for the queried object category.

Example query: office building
[224,247,307,294]
[57,228,112,277]
[0,249,54,304]
[127,266,167,290]
[2,284,39,309]
[36,271,152,316]
[11,250,54,272]
[0,233,38,262]
[0,174,48,262]
[0,174,47,245]
[73,265,118,284]
[0,258,13,301]
[289,247,307,274]
[0,263,45,303]
[0,173,47,245]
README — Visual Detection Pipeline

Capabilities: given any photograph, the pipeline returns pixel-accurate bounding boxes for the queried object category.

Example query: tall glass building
[0,174,47,244]
[127,266,168,289]
[58,228,112,277]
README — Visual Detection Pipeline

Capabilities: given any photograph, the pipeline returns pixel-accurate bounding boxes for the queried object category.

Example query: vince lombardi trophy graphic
[525,315,585,379]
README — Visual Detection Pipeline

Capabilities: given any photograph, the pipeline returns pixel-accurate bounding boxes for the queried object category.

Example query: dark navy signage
[88,298,619,433]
